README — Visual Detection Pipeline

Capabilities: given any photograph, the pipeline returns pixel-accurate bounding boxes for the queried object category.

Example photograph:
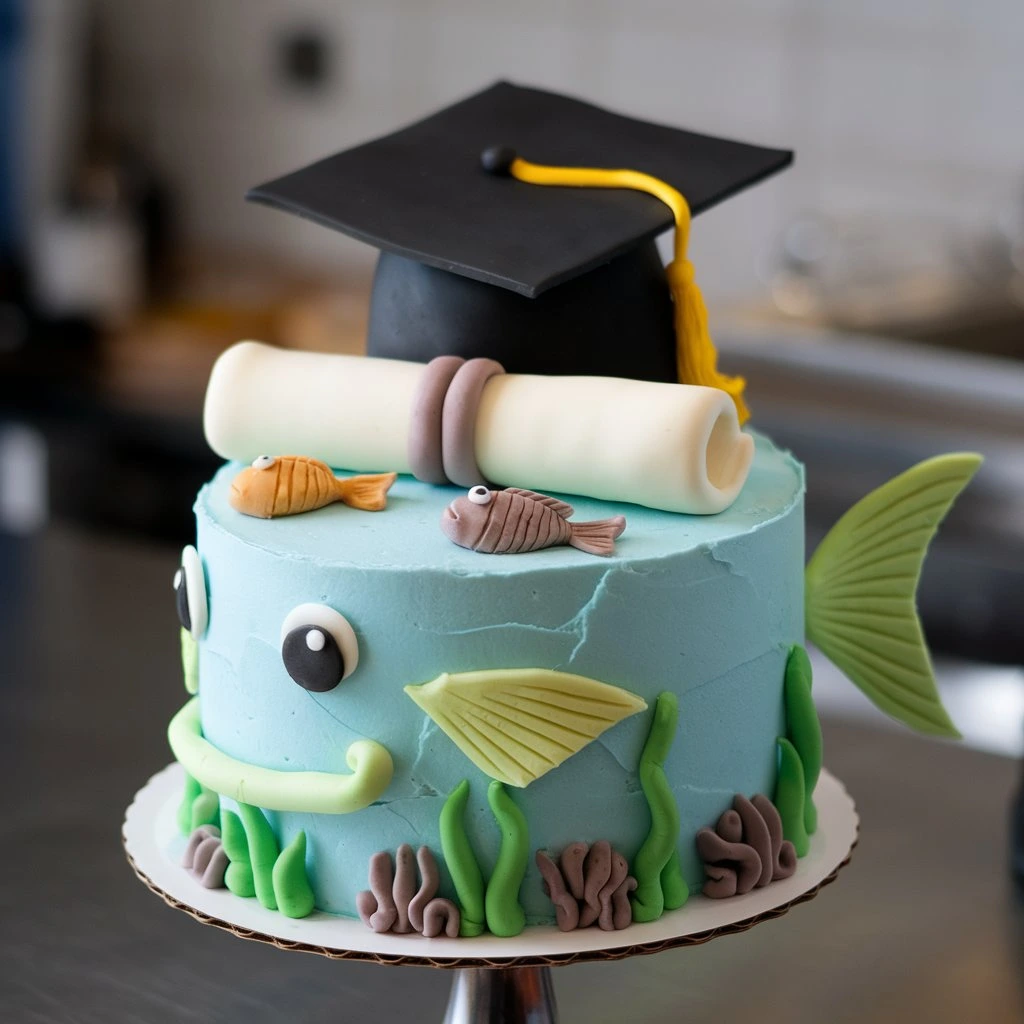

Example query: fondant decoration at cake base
[441,486,626,556]
[632,692,689,922]
[177,772,218,837]
[272,830,316,919]
[485,148,749,423]
[404,669,647,788]
[695,795,796,898]
[221,810,256,898]
[439,780,486,937]
[805,452,982,737]
[203,342,754,515]
[774,739,809,858]
[485,782,529,937]
[173,545,208,639]
[167,697,393,813]
[229,455,397,518]
[536,841,637,931]
[357,845,461,938]
[182,824,228,889]
[217,803,315,919]
[784,645,822,835]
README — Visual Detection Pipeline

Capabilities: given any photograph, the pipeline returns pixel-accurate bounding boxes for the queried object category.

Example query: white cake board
[125,763,857,1021]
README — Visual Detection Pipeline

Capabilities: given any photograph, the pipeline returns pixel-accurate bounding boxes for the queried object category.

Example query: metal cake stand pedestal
[124,764,858,1023]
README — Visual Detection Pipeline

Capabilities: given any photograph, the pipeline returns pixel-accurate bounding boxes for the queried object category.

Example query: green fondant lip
[168,697,394,814]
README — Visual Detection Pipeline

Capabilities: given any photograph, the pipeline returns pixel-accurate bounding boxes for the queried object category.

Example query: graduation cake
[167,83,979,934]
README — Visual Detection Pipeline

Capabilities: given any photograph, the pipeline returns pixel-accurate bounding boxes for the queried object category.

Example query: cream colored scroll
[204,342,753,514]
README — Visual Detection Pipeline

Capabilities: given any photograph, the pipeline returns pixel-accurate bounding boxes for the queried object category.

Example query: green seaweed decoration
[177,771,219,836]
[774,738,809,858]
[221,809,256,898]
[632,691,688,923]
[238,803,280,910]
[805,452,981,737]
[439,780,486,937]
[484,781,529,937]
[222,805,317,918]
[784,645,822,835]
[273,831,316,919]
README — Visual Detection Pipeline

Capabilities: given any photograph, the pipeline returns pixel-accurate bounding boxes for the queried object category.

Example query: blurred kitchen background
[1,1,1023,702]
[3,5,1024,1020]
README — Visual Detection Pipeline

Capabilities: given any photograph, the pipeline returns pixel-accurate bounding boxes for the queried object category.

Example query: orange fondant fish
[230,455,397,518]
[441,486,626,556]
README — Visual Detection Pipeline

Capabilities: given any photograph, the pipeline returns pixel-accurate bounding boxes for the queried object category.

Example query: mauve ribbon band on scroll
[203,341,754,515]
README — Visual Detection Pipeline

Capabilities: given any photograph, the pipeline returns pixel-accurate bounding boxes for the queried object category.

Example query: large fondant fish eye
[467,485,492,505]
[280,603,359,691]
[251,454,276,470]
[174,545,208,639]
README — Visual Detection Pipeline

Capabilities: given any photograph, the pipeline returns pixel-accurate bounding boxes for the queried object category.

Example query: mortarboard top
[248,81,792,386]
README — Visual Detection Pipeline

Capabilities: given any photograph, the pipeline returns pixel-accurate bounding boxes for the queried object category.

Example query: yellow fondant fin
[805,453,982,738]
[404,669,647,788]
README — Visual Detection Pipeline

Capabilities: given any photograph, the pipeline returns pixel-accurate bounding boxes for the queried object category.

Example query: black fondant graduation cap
[249,81,791,386]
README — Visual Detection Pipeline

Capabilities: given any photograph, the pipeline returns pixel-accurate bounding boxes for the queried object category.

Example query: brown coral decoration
[357,845,461,938]
[182,824,228,889]
[696,794,797,899]
[536,840,637,932]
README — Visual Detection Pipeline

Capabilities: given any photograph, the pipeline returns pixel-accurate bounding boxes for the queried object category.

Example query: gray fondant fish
[441,486,626,556]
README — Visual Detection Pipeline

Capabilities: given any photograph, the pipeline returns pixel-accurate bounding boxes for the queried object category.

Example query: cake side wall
[192,456,804,923]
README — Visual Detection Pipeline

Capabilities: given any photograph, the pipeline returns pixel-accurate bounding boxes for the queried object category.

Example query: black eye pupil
[282,624,345,692]
[175,567,192,632]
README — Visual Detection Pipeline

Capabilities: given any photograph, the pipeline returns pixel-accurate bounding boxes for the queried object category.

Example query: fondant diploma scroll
[204,342,754,514]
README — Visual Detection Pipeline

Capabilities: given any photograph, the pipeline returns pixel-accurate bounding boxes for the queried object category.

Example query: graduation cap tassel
[498,154,750,424]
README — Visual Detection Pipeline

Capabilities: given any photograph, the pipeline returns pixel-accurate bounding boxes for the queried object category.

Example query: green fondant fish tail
[632,692,687,922]
[774,738,809,858]
[439,780,486,937]
[484,781,529,937]
[805,452,982,738]
[272,831,316,919]
[239,803,280,911]
[221,809,256,898]
[785,645,822,835]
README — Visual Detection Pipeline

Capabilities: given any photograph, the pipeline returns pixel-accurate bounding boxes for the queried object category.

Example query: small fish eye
[251,455,276,470]
[467,485,492,505]
[280,604,359,692]
[175,545,208,639]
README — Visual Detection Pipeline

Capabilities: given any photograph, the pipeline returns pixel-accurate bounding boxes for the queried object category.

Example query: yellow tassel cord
[508,158,749,423]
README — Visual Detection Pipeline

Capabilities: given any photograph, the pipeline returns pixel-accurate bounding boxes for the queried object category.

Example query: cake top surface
[196,432,803,575]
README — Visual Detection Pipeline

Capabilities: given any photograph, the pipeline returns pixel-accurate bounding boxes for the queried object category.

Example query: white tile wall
[91,0,1024,301]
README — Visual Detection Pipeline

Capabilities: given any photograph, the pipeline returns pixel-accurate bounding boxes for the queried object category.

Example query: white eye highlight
[175,545,209,639]
[251,455,276,470]
[280,603,359,691]
[467,485,492,505]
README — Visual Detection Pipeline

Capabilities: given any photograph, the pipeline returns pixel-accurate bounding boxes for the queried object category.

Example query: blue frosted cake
[166,84,977,937]
[181,435,801,924]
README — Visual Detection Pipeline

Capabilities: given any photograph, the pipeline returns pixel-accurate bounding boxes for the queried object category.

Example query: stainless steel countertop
[2,526,1023,1023]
